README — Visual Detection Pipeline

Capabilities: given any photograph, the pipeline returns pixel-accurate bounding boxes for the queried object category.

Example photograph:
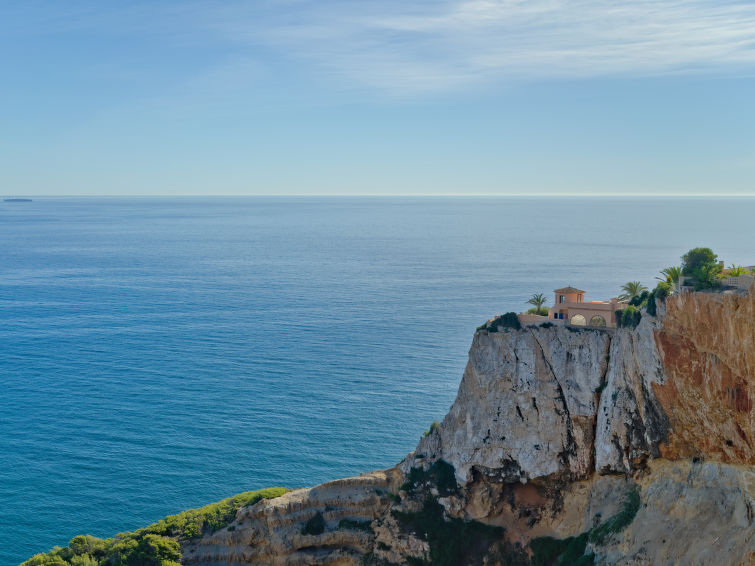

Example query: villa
[548,286,621,327]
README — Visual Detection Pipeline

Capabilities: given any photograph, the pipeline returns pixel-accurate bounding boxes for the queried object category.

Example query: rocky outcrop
[182,470,399,565]
[410,325,611,483]
[185,288,754,565]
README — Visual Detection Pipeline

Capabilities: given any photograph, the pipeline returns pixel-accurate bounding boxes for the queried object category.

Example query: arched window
[570,314,586,326]
[590,315,606,327]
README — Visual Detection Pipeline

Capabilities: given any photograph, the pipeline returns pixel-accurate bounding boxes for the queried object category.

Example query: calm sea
[1,197,754,564]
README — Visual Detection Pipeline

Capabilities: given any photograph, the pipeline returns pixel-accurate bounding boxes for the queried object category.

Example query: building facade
[548,286,620,327]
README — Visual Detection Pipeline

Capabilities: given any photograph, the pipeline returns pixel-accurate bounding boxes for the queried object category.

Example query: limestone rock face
[594,316,670,473]
[411,326,611,483]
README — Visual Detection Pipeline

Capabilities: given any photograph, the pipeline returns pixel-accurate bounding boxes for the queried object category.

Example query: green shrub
[423,420,440,437]
[646,281,671,317]
[527,307,549,316]
[619,306,641,329]
[394,498,503,566]
[486,312,521,332]
[589,488,640,545]
[531,533,593,566]
[338,518,373,532]
[681,247,722,290]
[403,460,458,497]
[682,247,717,275]
[539,322,554,329]
[21,487,288,566]
[301,511,326,536]
[531,488,640,565]
[628,290,649,307]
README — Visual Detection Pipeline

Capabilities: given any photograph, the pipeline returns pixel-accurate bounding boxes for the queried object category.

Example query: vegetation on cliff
[22,487,287,566]
[530,488,641,566]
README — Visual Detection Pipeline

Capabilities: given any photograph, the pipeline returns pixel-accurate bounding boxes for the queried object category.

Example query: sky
[1,0,755,196]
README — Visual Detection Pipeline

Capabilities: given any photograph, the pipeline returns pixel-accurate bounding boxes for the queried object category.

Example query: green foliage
[423,420,440,437]
[486,312,521,332]
[394,498,503,566]
[527,306,549,315]
[589,489,641,545]
[682,247,718,275]
[386,492,401,504]
[402,460,458,497]
[68,536,105,558]
[646,281,671,317]
[628,290,650,307]
[727,264,749,277]
[618,281,647,301]
[680,247,722,290]
[527,293,548,312]
[21,487,288,566]
[692,263,721,290]
[301,511,326,536]
[530,488,640,565]
[338,518,373,532]
[539,322,554,329]
[143,487,287,540]
[531,533,593,566]
[618,305,641,328]
[658,266,681,285]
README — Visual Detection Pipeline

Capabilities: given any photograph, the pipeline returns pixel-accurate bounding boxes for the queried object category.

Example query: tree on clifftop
[527,293,548,315]
[682,247,718,275]
[681,247,721,290]
[619,281,647,301]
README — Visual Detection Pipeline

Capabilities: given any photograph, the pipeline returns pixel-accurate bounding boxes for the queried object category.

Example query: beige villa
[548,286,621,327]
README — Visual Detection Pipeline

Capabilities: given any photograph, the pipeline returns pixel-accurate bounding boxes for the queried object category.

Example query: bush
[589,488,640,544]
[531,488,640,565]
[619,305,641,329]
[403,460,458,497]
[301,511,326,536]
[423,420,440,437]
[393,498,503,566]
[682,247,717,275]
[628,290,649,307]
[531,533,593,566]
[527,307,549,316]
[646,281,671,317]
[338,518,372,532]
[486,312,521,332]
[21,487,288,566]
[681,247,721,290]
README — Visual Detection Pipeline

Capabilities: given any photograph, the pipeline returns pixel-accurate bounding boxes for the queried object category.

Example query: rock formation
[182,285,753,565]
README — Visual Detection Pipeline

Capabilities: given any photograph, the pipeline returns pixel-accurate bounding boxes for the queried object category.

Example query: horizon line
[5,193,755,199]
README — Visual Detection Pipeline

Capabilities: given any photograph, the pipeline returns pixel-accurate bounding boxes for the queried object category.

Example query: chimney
[719,260,725,270]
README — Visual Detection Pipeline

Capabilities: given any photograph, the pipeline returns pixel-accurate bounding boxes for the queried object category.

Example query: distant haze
[1,1,754,196]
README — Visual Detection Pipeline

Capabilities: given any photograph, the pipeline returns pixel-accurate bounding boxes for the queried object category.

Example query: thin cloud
[226,0,755,93]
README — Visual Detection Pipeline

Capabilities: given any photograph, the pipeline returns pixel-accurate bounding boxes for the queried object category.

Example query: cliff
[184,287,753,566]
[24,288,755,566]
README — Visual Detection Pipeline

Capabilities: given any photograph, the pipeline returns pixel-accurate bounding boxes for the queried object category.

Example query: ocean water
[1,196,754,564]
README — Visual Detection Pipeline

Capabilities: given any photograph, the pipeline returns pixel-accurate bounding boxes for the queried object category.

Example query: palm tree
[657,266,682,292]
[619,281,647,301]
[727,264,748,277]
[657,266,681,285]
[527,293,548,315]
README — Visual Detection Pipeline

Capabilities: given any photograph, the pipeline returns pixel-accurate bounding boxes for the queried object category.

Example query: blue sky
[2,0,755,196]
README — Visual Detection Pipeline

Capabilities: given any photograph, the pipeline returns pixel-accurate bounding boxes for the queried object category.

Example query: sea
[1,196,754,564]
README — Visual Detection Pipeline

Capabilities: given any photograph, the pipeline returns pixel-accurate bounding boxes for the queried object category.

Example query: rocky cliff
[182,286,753,566]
